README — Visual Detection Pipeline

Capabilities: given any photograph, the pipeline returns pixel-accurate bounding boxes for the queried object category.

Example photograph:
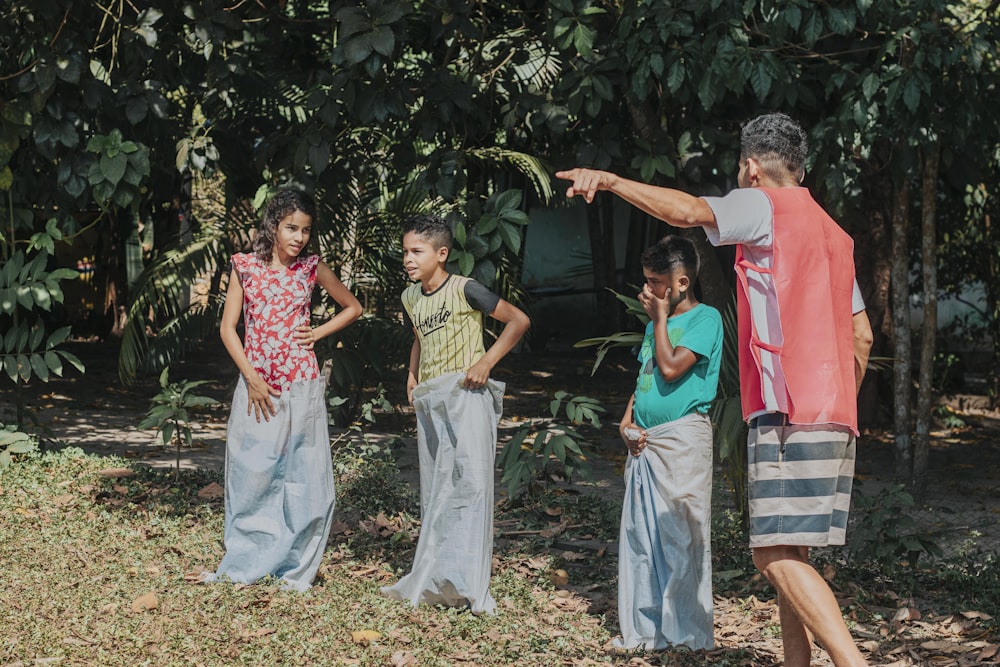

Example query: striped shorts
[747,413,855,548]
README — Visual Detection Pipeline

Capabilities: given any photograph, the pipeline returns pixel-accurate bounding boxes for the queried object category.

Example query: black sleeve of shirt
[401,298,413,330]
[464,279,501,315]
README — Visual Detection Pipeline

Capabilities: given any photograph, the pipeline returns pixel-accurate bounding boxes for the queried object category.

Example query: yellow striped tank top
[402,274,487,383]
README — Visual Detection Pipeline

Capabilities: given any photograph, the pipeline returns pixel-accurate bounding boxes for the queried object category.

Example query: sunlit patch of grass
[0,448,616,666]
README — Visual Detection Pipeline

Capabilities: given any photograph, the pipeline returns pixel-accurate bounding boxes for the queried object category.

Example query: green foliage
[850,484,944,570]
[449,188,531,289]
[0,248,85,429]
[137,368,218,478]
[573,288,647,373]
[0,423,37,471]
[320,316,411,426]
[711,298,748,529]
[497,390,603,502]
[85,129,150,211]
[332,435,416,521]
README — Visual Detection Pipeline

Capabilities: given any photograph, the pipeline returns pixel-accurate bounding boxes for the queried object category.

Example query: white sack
[208,377,335,591]
[381,372,504,615]
[616,413,714,650]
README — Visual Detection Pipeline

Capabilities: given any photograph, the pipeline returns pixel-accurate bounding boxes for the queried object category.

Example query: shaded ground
[3,339,1000,665]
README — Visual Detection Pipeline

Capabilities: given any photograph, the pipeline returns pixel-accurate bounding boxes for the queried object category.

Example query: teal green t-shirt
[632,303,723,429]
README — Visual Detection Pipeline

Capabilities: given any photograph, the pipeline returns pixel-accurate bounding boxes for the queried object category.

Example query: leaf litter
[1,449,998,666]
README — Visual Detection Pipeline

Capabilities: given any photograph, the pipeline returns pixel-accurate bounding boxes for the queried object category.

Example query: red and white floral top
[231,252,321,391]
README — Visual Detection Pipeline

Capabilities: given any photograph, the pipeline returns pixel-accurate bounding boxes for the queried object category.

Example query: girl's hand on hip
[246,374,280,422]
[293,324,317,350]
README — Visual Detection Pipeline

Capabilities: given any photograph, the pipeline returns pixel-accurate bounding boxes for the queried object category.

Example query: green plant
[850,483,943,569]
[497,390,603,502]
[711,298,749,530]
[1,246,85,430]
[574,287,647,373]
[332,435,415,522]
[0,423,37,471]
[137,368,218,478]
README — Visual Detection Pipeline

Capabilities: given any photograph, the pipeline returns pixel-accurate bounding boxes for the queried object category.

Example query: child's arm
[638,283,698,381]
[463,299,530,389]
[619,394,647,456]
[220,268,280,422]
[293,261,363,349]
[406,336,420,404]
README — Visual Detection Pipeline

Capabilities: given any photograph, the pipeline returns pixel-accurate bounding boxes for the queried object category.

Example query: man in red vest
[557,113,874,667]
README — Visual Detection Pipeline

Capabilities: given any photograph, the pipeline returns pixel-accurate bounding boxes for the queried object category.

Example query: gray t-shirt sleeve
[464,279,501,315]
[702,188,773,247]
[852,280,865,314]
[703,188,867,314]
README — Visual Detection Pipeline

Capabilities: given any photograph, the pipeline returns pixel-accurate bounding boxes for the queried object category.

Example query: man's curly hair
[740,113,808,183]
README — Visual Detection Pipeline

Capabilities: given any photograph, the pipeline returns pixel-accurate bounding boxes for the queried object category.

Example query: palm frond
[141,296,226,375]
[118,226,231,383]
[464,147,554,204]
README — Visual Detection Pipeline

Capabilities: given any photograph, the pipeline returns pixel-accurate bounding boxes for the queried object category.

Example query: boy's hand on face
[638,284,671,322]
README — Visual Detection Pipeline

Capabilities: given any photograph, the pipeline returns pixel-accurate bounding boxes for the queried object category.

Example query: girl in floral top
[208,187,362,591]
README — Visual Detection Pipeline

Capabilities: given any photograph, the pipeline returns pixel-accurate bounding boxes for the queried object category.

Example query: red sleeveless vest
[734,187,859,434]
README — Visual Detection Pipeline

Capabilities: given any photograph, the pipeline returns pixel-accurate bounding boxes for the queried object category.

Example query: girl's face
[272,210,312,265]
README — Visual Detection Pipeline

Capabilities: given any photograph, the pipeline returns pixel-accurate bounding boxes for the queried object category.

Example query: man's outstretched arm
[555,168,718,233]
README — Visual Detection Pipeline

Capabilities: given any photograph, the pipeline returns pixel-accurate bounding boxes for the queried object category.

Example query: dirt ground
[5,338,999,507]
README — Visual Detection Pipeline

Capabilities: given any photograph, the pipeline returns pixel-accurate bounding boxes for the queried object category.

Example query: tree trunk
[891,177,913,482]
[913,142,940,501]
[852,158,894,427]
[586,197,618,333]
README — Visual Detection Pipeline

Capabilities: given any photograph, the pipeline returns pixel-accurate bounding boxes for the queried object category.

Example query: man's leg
[753,545,868,667]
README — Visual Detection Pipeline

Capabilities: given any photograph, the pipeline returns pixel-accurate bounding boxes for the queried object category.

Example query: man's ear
[678,275,691,292]
[745,157,761,185]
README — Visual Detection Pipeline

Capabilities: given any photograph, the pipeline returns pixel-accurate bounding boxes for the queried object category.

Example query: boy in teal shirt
[615,235,723,651]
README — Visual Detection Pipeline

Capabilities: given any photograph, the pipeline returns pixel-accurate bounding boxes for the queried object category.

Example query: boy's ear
[438,245,450,262]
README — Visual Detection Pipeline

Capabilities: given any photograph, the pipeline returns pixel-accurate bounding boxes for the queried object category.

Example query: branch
[0,7,71,81]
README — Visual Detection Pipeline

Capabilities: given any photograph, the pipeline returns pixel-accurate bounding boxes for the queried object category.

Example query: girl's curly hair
[253,187,317,263]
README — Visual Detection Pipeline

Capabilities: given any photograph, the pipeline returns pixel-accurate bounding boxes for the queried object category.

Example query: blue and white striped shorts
[747,413,855,548]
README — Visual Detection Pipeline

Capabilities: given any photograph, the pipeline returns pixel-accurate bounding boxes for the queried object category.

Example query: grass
[0,448,617,667]
[2,446,998,667]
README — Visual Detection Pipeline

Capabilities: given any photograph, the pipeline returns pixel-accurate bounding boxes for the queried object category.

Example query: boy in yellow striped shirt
[381,213,529,615]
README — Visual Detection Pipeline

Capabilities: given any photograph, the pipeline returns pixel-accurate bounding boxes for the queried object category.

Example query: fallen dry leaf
[549,569,569,586]
[893,607,921,622]
[240,627,276,639]
[390,651,417,666]
[196,482,224,500]
[131,591,158,613]
[98,467,135,478]
[329,519,351,535]
[350,630,381,645]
